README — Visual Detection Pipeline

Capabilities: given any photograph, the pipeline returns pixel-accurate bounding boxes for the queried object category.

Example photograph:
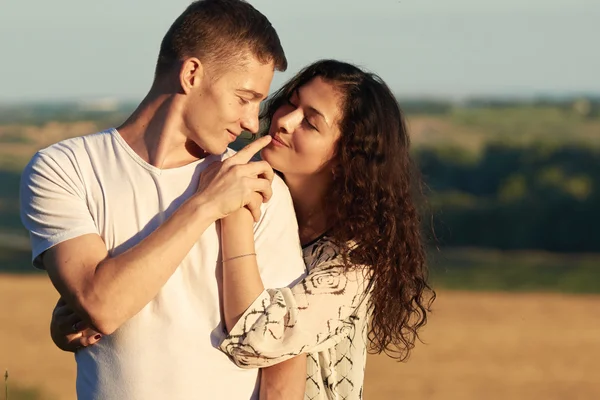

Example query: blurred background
[1,0,599,399]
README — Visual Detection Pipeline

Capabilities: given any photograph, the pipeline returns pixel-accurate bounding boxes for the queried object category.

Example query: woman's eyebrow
[296,88,330,127]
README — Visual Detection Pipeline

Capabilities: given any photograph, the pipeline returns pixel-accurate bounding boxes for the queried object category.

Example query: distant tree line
[417,142,600,252]
[397,96,600,119]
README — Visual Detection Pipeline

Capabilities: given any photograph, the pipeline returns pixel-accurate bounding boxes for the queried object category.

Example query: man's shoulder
[271,173,289,195]
[257,173,293,229]
[35,129,114,162]
[22,129,115,184]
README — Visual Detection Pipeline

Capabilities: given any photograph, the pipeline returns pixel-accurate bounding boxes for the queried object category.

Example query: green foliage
[451,106,583,138]
[419,142,600,252]
[0,171,24,232]
[396,99,453,115]
[0,102,136,126]
[429,248,600,293]
[0,245,36,273]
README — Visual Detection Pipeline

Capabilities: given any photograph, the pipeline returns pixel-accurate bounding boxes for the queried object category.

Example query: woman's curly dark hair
[260,60,435,361]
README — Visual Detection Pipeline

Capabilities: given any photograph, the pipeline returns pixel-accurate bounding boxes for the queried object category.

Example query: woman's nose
[276,108,303,134]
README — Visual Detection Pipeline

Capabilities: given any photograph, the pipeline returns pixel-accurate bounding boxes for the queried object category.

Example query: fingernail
[94,334,102,340]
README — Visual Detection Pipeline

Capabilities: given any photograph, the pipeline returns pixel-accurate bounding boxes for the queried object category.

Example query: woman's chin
[260,148,276,163]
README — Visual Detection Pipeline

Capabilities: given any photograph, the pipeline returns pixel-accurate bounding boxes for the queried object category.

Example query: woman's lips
[270,134,288,147]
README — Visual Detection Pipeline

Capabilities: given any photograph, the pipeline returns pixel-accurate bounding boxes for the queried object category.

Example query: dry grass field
[1,274,599,400]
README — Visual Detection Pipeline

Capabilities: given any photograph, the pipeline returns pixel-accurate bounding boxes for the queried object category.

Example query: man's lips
[227,130,240,141]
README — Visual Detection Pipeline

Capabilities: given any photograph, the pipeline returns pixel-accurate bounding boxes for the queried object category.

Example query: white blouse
[219,237,373,400]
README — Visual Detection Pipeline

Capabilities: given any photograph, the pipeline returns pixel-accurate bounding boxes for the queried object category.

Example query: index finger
[230,136,272,164]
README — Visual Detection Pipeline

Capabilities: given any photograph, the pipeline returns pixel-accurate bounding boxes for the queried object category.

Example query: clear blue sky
[1,0,598,102]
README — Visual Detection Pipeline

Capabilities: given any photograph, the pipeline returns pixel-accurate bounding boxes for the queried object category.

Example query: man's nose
[240,107,260,134]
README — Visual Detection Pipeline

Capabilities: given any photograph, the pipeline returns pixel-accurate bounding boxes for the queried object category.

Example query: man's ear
[179,57,205,94]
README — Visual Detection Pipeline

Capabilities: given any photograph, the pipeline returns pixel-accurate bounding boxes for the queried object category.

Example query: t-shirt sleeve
[219,257,371,368]
[252,175,307,289]
[20,149,98,269]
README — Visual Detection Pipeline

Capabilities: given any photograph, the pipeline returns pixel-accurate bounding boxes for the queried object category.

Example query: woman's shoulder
[302,235,361,272]
[302,235,336,267]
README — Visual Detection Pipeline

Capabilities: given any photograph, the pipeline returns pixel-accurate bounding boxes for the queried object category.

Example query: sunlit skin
[261,76,344,243]
[118,54,274,169]
[180,56,275,154]
[262,76,342,176]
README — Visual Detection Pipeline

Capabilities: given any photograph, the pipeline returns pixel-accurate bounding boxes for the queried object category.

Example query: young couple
[20,0,434,399]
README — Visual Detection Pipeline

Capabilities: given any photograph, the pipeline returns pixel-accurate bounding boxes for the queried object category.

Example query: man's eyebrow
[237,89,266,100]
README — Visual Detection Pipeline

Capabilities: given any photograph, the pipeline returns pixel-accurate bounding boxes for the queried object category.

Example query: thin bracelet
[221,253,257,263]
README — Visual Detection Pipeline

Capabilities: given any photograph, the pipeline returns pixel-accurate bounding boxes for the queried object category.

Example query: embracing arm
[22,137,274,336]
[220,189,307,398]
[42,195,217,335]
[259,355,307,400]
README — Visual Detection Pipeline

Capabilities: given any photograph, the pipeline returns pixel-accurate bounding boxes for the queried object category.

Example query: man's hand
[198,136,274,222]
[50,298,102,352]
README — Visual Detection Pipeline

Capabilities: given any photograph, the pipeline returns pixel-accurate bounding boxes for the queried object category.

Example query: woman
[218,60,434,399]
[51,60,434,399]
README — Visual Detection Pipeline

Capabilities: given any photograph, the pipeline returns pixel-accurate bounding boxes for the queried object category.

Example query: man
[20,1,306,399]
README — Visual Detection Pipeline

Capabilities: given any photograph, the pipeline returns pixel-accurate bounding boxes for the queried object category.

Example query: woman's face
[261,77,343,177]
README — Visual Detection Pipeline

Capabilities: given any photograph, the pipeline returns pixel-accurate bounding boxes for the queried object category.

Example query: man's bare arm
[43,137,274,335]
[44,194,217,335]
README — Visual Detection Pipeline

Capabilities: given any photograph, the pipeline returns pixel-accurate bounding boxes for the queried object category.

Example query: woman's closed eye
[303,117,317,131]
[287,98,318,131]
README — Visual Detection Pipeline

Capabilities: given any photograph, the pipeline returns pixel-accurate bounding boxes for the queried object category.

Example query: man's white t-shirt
[20,128,306,400]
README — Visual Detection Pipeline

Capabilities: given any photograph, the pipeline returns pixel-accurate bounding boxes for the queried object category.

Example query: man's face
[182,55,274,155]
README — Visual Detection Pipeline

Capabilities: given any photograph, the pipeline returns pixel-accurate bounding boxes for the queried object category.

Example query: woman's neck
[283,172,331,246]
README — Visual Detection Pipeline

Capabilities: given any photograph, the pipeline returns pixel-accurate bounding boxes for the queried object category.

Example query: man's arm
[260,355,307,400]
[43,194,217,335]
[23,137,274,335]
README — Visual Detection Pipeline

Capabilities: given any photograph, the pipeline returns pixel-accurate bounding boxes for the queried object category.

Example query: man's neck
[117,91,209,169]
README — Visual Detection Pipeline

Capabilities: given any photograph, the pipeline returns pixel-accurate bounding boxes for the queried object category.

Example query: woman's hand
[50,298,102,352]
[222,200,257,227]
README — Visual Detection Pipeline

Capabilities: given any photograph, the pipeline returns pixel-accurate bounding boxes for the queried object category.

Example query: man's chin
[195,140,229,156]
[211,142,230,155]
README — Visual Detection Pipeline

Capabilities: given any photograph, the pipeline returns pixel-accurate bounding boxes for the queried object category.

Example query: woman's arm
[220,208,265,332]
[221,209,307,398]
[219,225,371,368]
[259,354,307,400]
